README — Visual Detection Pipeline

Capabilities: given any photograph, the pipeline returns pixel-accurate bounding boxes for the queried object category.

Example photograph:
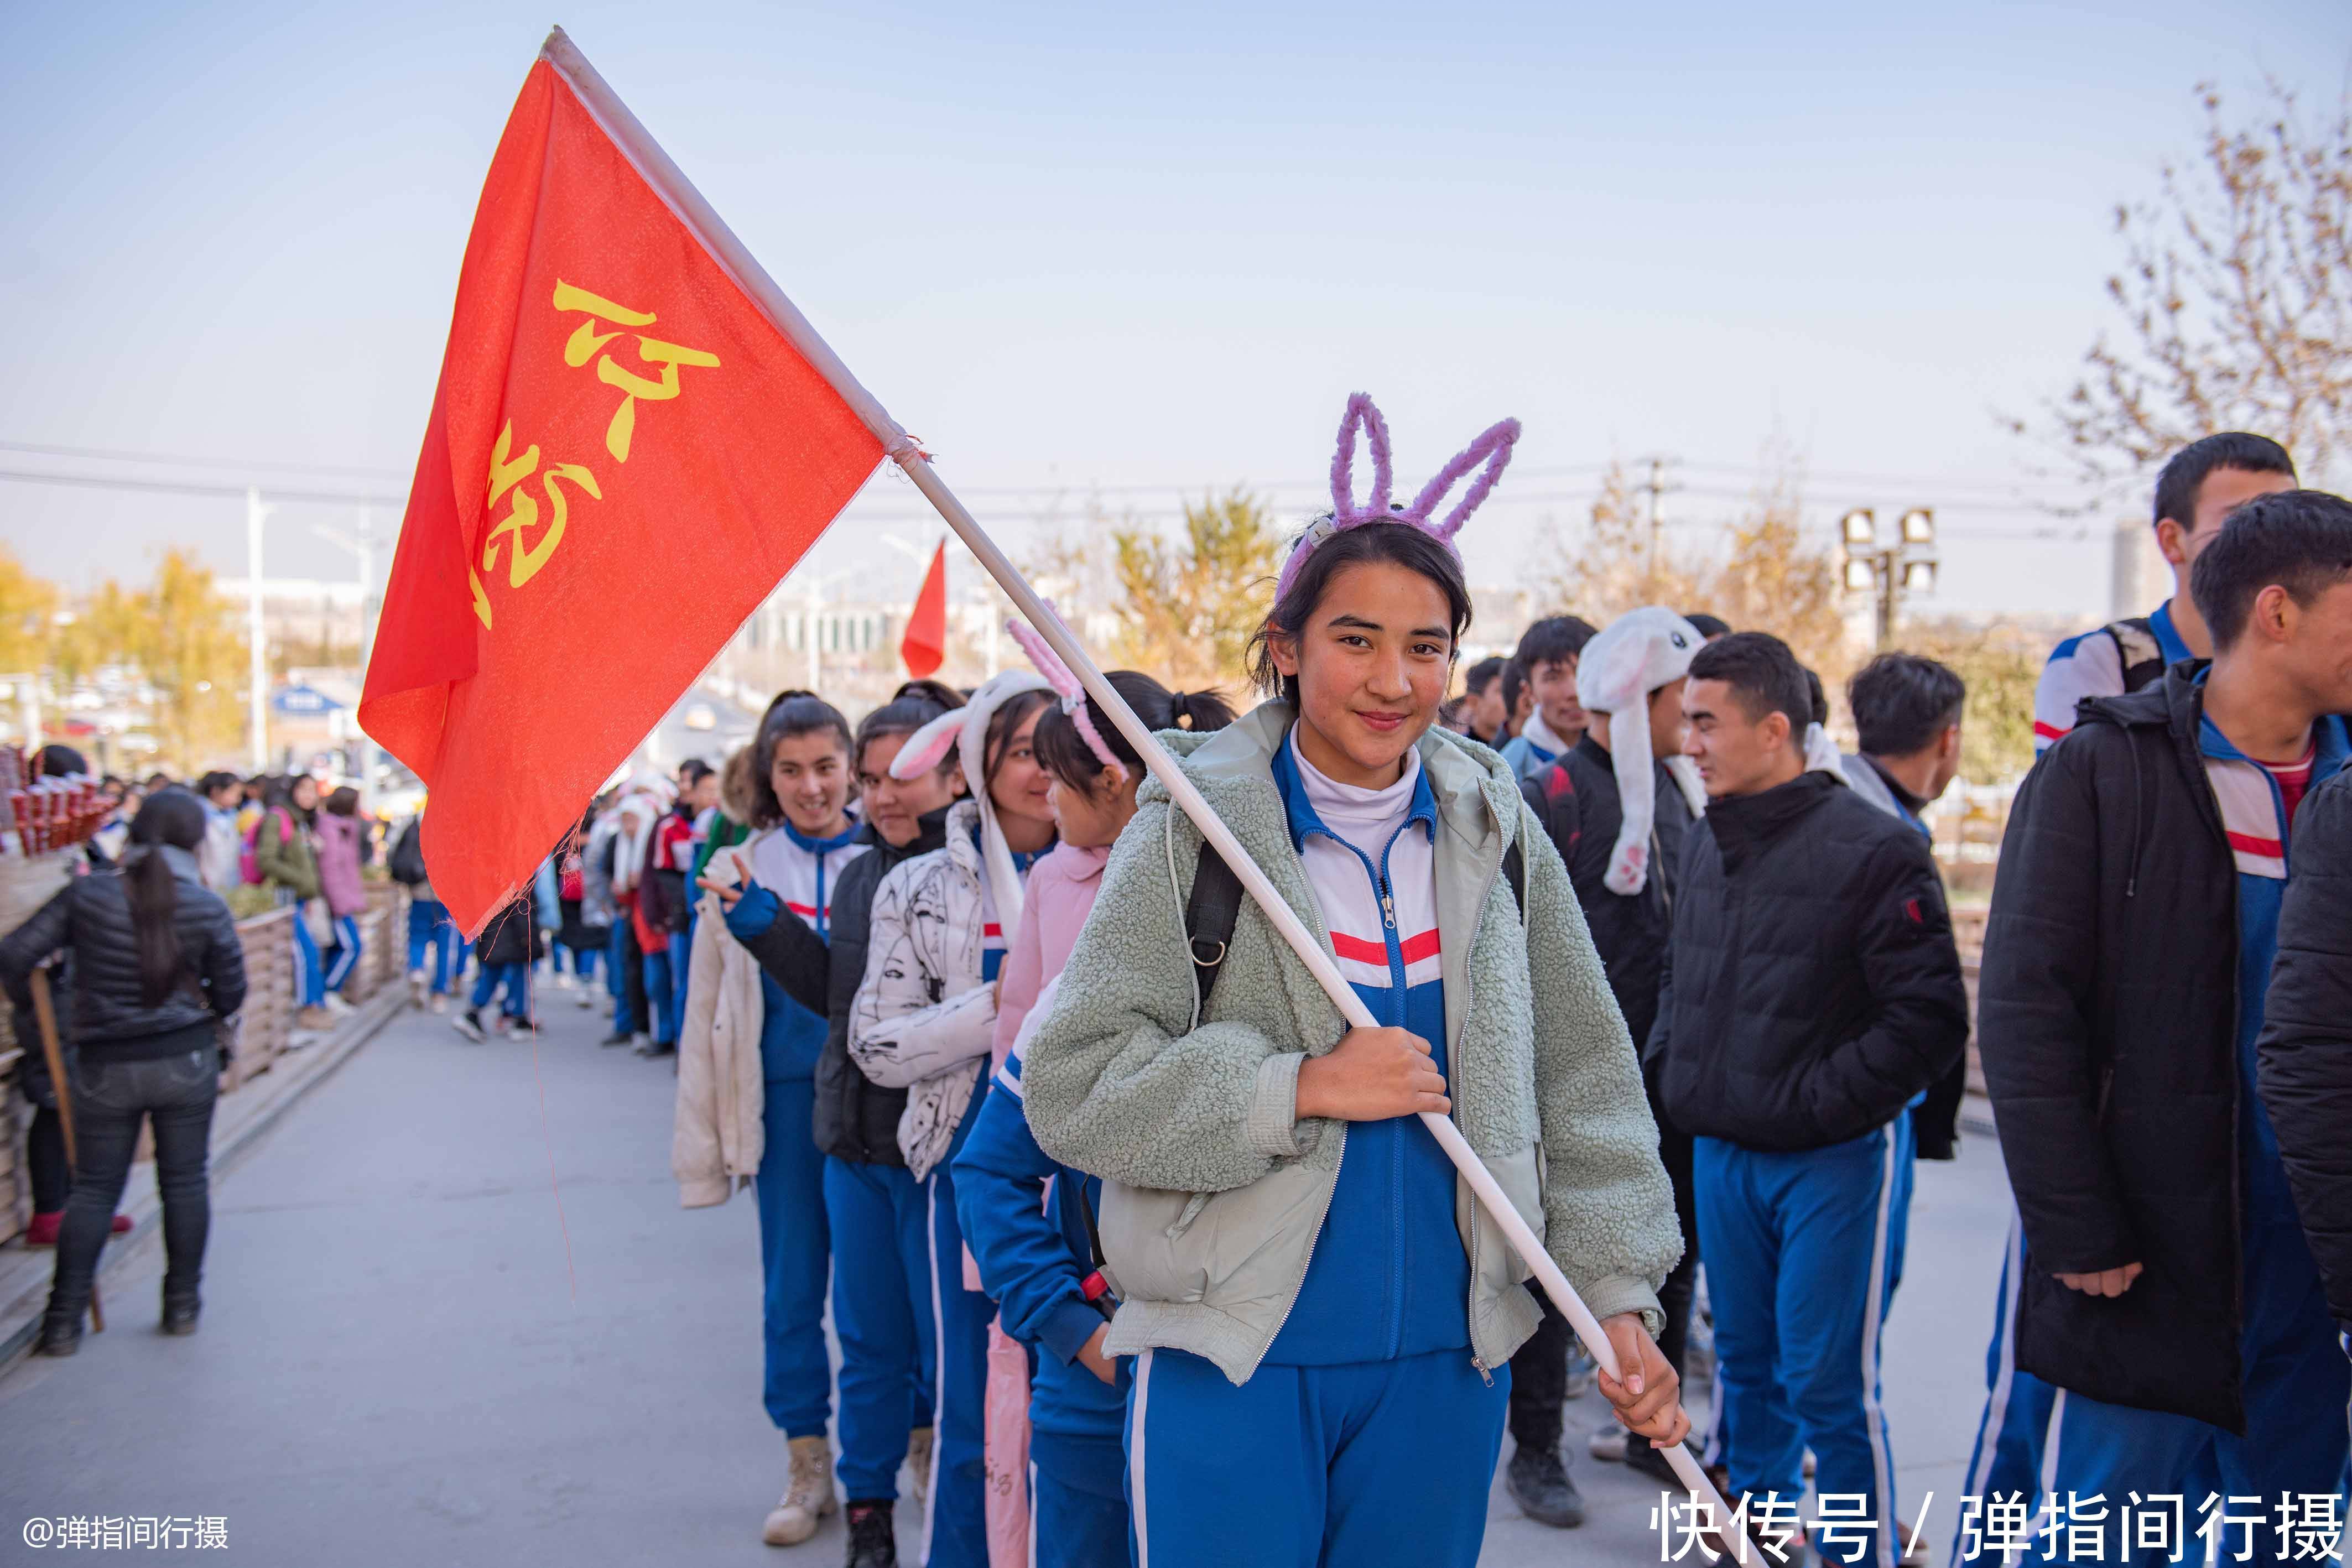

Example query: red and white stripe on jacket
[2208,756,2291,879]
[1290,737,1442,992]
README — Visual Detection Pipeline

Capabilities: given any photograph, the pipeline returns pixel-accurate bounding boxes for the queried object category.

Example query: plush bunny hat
[1574,607,1708,895]
[1006,608,1127,783]
[1274,393,1521,602]
[889,668,1054,923]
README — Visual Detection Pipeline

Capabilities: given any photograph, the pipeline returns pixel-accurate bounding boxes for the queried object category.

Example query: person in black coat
[1647,633,1967,1562]
[727,685,966,1560]
[0,789,248,1354]
[454,885,541,1042]
[1981,492,2352,1528]
[1515,608,1708,1502]
[2258,770,2352,1335]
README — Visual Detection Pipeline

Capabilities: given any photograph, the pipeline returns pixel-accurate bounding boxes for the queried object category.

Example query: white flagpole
[540,27,1740,1543]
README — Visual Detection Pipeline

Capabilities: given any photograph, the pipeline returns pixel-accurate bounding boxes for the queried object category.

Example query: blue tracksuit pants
[605,922,636,1034]
[666,929,693,1045]
[923,1114,995,1568]
[321,913,361,992]
[2039,1203,2348,1567]
[288,899,325,1007]
[824,1155,935,1502]
[1123,1346,1507,1567]
[642,947,676,1045]
[1034,1450,1127,1568]
[1948,1212,2058,1565]
[755,1079,831,1437]
[406,899,462,995]
[1697,1117,1913,1568]
[470,962,530,1019]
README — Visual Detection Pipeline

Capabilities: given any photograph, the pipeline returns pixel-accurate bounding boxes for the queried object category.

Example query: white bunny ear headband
[1274,393,1521,601]
[1573,607,1705,896]
[1005,607,1127,782]
[889,668,1054,924]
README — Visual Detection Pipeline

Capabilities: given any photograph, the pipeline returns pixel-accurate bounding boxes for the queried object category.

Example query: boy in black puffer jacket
[1648,633,1967,1566]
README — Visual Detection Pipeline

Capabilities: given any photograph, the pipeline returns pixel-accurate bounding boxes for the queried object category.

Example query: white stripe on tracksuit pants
[1696,1114,1911,1568]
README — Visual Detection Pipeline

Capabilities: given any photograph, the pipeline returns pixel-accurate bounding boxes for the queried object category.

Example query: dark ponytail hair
[892,678,966,711]
[1245,520,1474,706]
[123,788,207,1008]
[1033,673,1237,794]
[751,691,856,827]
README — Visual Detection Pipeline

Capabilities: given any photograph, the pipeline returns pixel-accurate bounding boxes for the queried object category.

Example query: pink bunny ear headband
[1006,608,1128,783]
[1273,393,1522,602]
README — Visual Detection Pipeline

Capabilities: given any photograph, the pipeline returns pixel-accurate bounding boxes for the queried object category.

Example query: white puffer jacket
[848,799,1001,1178]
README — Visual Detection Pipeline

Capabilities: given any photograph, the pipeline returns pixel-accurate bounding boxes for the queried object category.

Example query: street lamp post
[246,487,274,771]
[1839,507,1939,649]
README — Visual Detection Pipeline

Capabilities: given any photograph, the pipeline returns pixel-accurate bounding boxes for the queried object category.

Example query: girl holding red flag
[1020,396,1690,1567]
[847,670,1057,1568]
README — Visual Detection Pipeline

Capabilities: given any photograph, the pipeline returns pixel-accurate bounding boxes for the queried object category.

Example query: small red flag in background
[901,542,948,679]
[360,41,884,937]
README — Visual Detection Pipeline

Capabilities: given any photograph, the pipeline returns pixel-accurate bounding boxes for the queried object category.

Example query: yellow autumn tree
[1106,488,1280,692]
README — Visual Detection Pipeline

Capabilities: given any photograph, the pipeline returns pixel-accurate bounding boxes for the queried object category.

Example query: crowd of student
[629,409,2352,1568]
[13,405,2352,1568]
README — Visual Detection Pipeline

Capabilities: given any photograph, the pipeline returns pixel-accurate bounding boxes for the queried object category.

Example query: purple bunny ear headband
[1006,608,1128,783]
[1273,393,1522,602]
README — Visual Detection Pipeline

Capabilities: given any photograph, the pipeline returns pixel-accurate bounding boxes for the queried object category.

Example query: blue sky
[3,0,2348,618]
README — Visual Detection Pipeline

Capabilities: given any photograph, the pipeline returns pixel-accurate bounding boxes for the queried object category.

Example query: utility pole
[1639,456,1681,587]
[246,486,272,771]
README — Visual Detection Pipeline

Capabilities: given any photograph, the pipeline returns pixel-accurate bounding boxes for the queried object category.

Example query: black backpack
[2105,617,2166,694]
[1182,839,1526,1013]
[387,820,427,887]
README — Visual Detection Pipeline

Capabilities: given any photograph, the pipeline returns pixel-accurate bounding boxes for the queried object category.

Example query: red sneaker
[110,1213,133,1234]
[24,1210,60,1246]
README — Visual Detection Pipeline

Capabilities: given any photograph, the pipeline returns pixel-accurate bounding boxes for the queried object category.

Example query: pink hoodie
[990,841,1111,1069]
[314,812,370,919]
[981,837,1109,1568]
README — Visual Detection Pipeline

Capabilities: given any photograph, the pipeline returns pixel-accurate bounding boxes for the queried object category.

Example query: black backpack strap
[1185,830,1526,1017]
[1184,843,1245,1014]
[2105,617,2165,694]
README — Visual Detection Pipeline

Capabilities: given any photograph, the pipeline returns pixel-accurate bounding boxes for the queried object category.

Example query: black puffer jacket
[741,806,950,1166]
[2256,770,2352,1338]
[1646,769,1968,1153]
[1979,667,2267,1433]
[0,846,247,1061]
[1522,736,1693,1050]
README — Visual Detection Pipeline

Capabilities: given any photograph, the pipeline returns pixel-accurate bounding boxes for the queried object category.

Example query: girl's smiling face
[769,731,852,838]
[1269,559,1455,789]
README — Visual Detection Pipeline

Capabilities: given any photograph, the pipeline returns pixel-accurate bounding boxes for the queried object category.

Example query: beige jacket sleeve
[672,879,766,1207]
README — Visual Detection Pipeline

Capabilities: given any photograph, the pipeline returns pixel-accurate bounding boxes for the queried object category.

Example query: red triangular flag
[901,542,948,679]
[360,39,883,937]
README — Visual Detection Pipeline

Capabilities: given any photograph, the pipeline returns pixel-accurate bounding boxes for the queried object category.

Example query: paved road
[0,988,2016,1567]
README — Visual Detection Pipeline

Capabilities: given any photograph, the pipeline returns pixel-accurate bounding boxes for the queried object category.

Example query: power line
[0,439,408,482]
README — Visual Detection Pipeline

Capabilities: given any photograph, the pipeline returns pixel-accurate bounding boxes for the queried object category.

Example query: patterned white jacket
[849,798,1001,1178]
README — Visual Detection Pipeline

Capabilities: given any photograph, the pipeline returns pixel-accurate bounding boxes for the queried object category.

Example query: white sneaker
[576,987,596,1010]
[322,993,354,1017]
[906,1425,934,1510]
[408,970,429,1007]
[762,1434,837,1546]
[429,994,450,1014]
[1588,1424,1630,1462]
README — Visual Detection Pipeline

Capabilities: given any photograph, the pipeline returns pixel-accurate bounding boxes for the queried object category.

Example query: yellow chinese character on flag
[470,420,600,628]
[553,280,721,462]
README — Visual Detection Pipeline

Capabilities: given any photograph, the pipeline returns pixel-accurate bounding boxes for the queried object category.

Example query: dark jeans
[29,1103,68,1213]
[1508,1123,1701,1455]
[46,1048,218,1328]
